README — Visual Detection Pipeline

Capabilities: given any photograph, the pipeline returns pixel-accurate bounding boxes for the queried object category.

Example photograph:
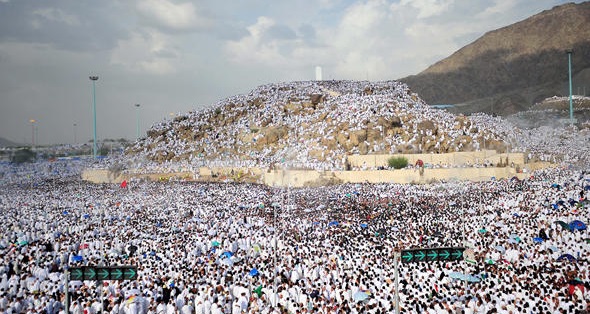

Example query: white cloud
[395,0,454,19]
[222,0,503,80]
[339,0,387,33]
[110,30,178,74]
[476,0,517,19]
[32,8,81,26]
[224,16,291,66]
[136,0,210,31]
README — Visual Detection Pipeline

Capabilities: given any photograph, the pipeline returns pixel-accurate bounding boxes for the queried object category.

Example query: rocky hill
[126,80,515,170]
[400,2,590,116]
[507,95,590,129]
[0,137,21,148]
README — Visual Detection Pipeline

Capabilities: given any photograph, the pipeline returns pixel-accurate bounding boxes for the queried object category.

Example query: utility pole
[90,75,99,158]
[566,49,574,125]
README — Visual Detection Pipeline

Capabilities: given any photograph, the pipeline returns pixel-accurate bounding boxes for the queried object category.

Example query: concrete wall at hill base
[263,167,526,187]
[84,166,529,186]
[348,151,525,169]
[82,152,536,186]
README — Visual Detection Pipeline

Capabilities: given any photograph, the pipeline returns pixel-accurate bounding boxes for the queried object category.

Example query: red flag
[120,180,128,188]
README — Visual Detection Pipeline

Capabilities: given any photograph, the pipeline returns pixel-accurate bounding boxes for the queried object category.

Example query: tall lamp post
[29,119,36,148]
[89,75,99,158]
[73,123,77,144]
[135,104,141,139]
[566,49,574,125]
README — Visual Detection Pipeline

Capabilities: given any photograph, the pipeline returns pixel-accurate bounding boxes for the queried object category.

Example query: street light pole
[135,104,141,139]
[566,49,574,124]
[89,75,99,158]
[29,119,36,148]
[73,123,77,144]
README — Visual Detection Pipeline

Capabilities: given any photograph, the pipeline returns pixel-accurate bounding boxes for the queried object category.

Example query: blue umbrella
[509,233,521,244]
[533,237,544,243]
[360,223,368,228]
[83,214,90,219]
[328,221,339,227]
[449,272,464,280]
[569,220,587,231]
[352,291,369,302]
[249,268,259,277]
[557,253,577,263]
[156,222,162,227]
[464,275,481,283]
[222,251,234,259]
[72,255,83,262]
[220,258,234,267]
[62,211,68,215]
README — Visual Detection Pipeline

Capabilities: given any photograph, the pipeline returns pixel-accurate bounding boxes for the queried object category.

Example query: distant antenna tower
[315,66,322,81]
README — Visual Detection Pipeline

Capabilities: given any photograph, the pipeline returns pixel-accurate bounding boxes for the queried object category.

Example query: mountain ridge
[0,137,21,148]
[400,2,590,115]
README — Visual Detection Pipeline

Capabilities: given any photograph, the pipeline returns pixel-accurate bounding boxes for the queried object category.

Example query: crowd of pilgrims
[0,157,589,313]
[1,79,589,313]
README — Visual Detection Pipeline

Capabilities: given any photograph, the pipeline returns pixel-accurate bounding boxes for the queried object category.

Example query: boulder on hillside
[358,142,369,154]
[321,138,338,150]
[310,94,325,105]
[258,126,289,145]
[337,122,350,131]
[486,140,507,153]
[147,129,166,138]
[350,130,367,146]
[417,120,437,132]
[309,149,326,161]
[336,133,349,146]
[366,129,382,142]
[391,116,402,128]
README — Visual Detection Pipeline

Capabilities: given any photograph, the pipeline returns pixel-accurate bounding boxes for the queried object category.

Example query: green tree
[11,149,36,163]
[98,144,110,156]
[388,156,408,169]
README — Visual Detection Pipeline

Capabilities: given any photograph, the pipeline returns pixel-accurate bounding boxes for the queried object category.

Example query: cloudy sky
[0,0,579,145]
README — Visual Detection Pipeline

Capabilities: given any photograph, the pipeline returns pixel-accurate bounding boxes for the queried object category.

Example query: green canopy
[253,285,263,298]
[554,220,571,231]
